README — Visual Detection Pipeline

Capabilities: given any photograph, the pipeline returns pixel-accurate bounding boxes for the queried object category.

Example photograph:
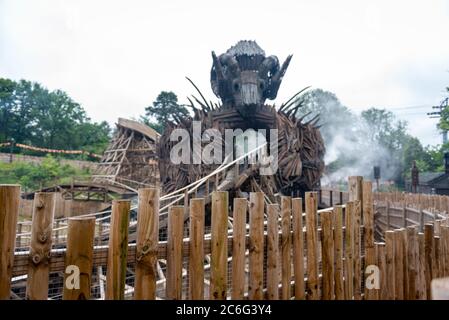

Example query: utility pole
[427,97,449,144]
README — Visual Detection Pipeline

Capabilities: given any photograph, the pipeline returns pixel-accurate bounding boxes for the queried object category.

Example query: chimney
[445,152,449,174]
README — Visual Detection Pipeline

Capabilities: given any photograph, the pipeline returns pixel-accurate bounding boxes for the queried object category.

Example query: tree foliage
[0,78,111,156]
[141,91,189,133]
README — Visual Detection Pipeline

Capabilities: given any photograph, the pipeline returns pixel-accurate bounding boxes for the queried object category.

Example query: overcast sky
[1,0,448,146]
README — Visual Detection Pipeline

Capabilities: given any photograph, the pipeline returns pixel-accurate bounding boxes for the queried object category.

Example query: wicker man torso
[158,41,325,201]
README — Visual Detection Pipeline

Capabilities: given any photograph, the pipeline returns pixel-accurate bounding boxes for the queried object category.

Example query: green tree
[143,91,189,133]
[0,78,111,156]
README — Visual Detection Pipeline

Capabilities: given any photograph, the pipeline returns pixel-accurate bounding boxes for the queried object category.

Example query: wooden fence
[1,177,448,300]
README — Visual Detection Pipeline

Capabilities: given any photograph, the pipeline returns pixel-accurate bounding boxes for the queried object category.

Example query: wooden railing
[2,177,449,300]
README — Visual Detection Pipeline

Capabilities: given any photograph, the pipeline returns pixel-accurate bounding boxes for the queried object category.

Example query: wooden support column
[63,217,95,300]
[189,198,205,300]
[0,185,20,300]
[210,191,228,300]
[231,198,247,300]
[135,188,160,300]
[26,192,56,300]
[266,204,279,300]
[248,192,264,300]
[106,200,130,300]
[305,192,319,300]
[292,198,305,300]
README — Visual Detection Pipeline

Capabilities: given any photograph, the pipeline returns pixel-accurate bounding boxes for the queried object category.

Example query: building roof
[117,118,160,141]
[419,172,445,184]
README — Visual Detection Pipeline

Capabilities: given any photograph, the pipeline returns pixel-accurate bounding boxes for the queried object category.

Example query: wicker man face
[210,41,292,108]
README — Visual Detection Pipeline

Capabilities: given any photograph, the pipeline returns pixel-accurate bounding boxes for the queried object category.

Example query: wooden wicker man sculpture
[159,41,325,202]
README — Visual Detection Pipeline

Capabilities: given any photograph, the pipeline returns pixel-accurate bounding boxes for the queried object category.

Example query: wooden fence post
[189,198,205,300]
[402,199,407,228]
[333,205,344,300]
[106,200,130,300]
[248,192,264,300]
[406,226,418,300]
[135,188,160,300]
[376,243,387,299]
[344,202,354,300]
[267,204,279,300]
[353,200,362,300]
[393,229,405,300]
[210,191,228,300]
[26,192,56,300]
[442,225,449,277]
[63,217,95,300]
[386,200,391,230]
[321,210,334,300]
[417,233,426,299]
[0,185,20,300]
[281,196,292,300]
[305,192,319,300]
[385,230,395,300]
[166,206,184,300]
[292,198,305,300]
[363,181,376,300]
[424,224,434,299]
[231,198,247,300]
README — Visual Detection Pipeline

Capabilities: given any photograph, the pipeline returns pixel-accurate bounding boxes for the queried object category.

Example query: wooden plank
[385,230,395,300]
[166,206,184,300]
[189,198,205,300]
[231,198,247,300]
[292,198,305,300]
[333,205,344,300]
[353,200,362,300]
[210,191,228,300]
[424,224,434,299]
[0,185,20,300]
[266,204,279,300]
[63,217,95,300]
[135,188,160,300]
[344,202,354,300]
[281,196,292,300]
[106,200,130,300]
[321,210,334,300]
[26,193,56,300]
[305,192,319,300]
[248,192,264,300]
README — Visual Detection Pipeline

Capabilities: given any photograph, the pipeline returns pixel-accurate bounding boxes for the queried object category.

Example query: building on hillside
[405,153,449,195]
